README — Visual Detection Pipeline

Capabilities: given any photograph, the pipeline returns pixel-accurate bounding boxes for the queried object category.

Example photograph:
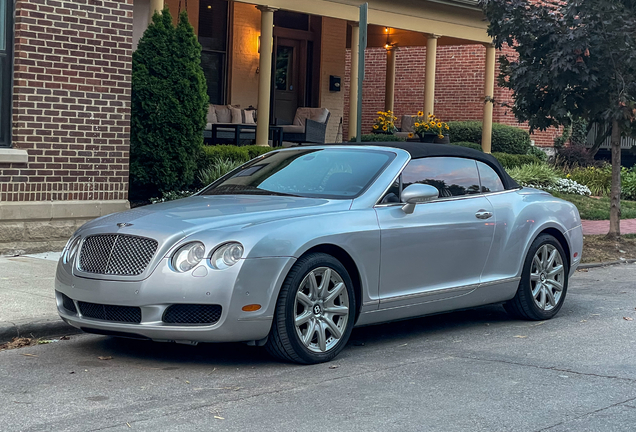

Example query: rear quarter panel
[482,189,582,285]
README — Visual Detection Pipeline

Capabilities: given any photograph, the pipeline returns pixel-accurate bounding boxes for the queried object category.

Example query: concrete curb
[578,259,636,270]
[0,318,82,344]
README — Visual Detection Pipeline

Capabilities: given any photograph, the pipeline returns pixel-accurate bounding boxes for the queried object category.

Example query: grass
[551,193,636,220]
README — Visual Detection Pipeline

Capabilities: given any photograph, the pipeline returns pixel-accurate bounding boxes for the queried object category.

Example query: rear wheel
[265,253,355,364]
[504,234,569,321]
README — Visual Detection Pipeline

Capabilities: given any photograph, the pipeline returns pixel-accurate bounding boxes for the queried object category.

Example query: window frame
[0,0,14,148]
[198,0,230,105]
[375,156,511,207]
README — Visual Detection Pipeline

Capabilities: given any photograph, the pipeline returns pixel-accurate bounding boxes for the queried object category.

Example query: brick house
[2,0,542,254]
[1,0,133,254]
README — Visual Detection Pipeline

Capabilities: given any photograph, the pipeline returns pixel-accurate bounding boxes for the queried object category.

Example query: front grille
[79,234,158,276]
[60,292,77,314]
[163,304,222,325]
[78,301,142,323]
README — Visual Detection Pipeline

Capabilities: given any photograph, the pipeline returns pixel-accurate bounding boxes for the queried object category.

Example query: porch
[134,0,497,152]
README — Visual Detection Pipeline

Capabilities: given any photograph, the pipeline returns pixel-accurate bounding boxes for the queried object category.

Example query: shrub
[130,9,208,200]
[150,190,195,204]
[554,145,598,168]
[507,163,562,186]
[567,165,612,196]
[570,118,588,146]
[526,178,591,196]
[553,125,571,148]
[447,121,531,154]
[348,134,406,142]
[527,145,548,161]
[623,167,636,201]
[198,157,243,186]
[200,145,275,167]
[492,153,542,169]
[450,141,483,151]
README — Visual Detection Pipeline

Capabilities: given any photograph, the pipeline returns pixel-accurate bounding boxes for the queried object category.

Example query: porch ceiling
[350,25,485,49]
[239,0,491,44]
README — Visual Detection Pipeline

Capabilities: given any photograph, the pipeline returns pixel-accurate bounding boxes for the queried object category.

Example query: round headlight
[172,242,206,273]
[210,242,244,270]
[63,236,82,265]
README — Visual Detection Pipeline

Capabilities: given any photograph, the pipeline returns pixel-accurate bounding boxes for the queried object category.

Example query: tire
[265,253,356,364]
[504,234,569,321]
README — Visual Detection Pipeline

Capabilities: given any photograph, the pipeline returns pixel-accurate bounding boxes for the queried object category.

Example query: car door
[375,157,496,308]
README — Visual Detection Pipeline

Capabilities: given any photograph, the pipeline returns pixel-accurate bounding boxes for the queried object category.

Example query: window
[0,0,13,147]
[198,0,229,104]
[402,157,482,198]
[476,161,505,193]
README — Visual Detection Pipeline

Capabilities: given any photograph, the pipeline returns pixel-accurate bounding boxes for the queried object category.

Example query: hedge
[200,145,275,167]
[447,121,531,155]
[449,141,483,151]
[492,152,542,169]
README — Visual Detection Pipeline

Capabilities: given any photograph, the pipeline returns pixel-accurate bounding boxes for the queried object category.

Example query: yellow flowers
[408,132,414,138]
[412,112,449,140]
[372,109,398,135]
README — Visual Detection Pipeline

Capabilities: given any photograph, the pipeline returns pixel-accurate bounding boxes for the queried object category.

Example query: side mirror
[401,184,439,214]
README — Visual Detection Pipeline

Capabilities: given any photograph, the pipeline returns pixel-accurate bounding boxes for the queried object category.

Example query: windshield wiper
[201,184,302,197]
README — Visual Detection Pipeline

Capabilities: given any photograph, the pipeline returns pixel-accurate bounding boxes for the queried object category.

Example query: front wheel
[265,253,356,364]
[504,234,569,321]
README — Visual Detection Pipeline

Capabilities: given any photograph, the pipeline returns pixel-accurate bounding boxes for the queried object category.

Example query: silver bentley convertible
[55,143,583,364]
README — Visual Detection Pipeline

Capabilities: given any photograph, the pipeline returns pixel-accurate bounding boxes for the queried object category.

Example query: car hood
[79,195,352,239]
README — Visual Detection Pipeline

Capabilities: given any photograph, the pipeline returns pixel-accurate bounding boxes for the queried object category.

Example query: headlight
[210,242,244,270]
[62,236,82,265]
[172,242,206,272]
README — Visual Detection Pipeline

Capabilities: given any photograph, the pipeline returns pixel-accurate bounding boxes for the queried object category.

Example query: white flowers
[523,178,591,196]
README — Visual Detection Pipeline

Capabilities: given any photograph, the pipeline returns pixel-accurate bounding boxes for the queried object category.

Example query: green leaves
[130,9,209,200]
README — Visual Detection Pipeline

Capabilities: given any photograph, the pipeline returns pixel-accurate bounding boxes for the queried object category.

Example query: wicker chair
[278,108,331,144]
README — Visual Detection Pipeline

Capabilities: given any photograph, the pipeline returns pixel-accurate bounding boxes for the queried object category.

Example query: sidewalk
[0,252,79,343]
[582,218,636,235]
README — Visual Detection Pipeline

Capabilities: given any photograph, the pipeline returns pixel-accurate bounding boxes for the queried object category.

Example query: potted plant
[371,110,398,135]
[413,112,450,143]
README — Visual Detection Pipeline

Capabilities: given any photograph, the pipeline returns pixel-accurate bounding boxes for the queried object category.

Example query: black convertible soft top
[306,142,520,190]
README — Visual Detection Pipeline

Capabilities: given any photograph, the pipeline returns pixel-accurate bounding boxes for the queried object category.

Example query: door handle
[475,210,493,220]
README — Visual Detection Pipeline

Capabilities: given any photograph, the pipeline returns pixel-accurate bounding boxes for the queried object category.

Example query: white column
[481,43,496,154]
[348,24,360,141]
[384,46,397,113]
[255,6,277,146]
[424,34,439,117]
[149,0,164,21]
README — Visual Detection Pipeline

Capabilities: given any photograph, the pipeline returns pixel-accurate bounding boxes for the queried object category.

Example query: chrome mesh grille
[79,234,158,276]
[163,305,222,325]
[78,301,142,323]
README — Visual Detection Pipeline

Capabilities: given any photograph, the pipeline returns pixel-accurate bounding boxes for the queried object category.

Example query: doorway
[274,39,301,124]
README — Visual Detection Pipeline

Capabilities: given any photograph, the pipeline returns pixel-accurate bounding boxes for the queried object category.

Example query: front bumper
[55,256,295,343]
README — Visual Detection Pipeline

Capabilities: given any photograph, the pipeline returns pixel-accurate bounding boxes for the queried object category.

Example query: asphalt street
[1,264,636,432]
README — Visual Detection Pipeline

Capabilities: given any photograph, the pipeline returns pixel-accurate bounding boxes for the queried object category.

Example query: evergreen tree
[130,9,208,200]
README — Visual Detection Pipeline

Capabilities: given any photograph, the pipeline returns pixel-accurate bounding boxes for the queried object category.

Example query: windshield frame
[197,147,398,200]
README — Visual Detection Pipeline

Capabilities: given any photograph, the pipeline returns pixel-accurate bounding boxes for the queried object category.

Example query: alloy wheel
[294,267,350,353]
[530,244,565,311]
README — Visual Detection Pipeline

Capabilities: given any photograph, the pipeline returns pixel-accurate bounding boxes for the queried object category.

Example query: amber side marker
[242,304,262,312]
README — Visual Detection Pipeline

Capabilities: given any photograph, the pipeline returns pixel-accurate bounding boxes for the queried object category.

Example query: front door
[376,157,495,308]
[274,39,301,124]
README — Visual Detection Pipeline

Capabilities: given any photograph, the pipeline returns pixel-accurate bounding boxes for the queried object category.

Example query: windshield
[199,148,395,199]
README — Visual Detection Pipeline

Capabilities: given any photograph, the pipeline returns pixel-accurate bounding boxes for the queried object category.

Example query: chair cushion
[401,115,416,133]
[243,109,256,124]
[293,108,330,127]
[281,124,305,134]
[230,107,243,124]
[214,105,232,123]
[207,105,218,124]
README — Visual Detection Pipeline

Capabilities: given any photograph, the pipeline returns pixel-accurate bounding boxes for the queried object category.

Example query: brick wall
[320,17,347,143]
[343,44,560,147]
[1,0,133,203]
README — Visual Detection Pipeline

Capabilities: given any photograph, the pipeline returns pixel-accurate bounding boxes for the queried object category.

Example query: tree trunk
[607,119,621,239]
